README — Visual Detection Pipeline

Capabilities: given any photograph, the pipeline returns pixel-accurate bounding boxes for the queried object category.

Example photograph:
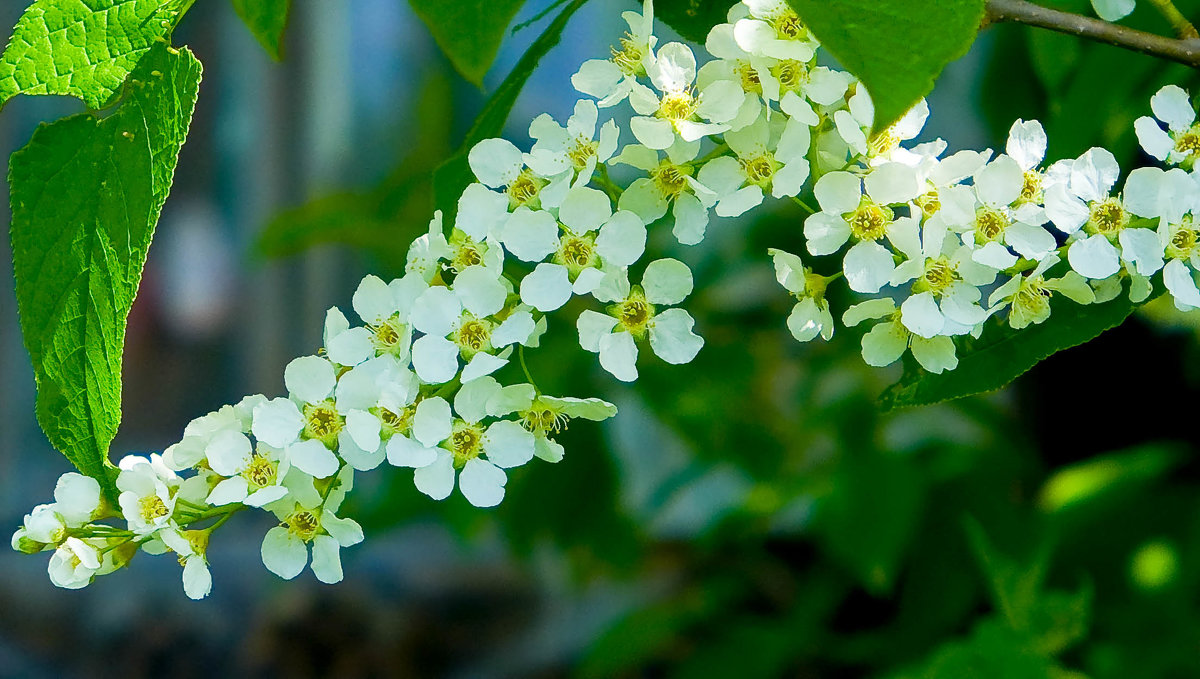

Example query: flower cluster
[15,0,1200,599]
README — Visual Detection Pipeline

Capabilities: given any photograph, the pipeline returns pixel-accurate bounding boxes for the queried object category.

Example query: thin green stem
[1146,0,1200,39]
[791,196,818,216]
[518,344,539,391]
[595,164,624,203]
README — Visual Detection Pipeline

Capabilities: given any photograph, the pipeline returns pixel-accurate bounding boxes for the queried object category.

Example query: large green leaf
[0,0,183,109]
[409,0,528,86]
[9,43,201,497]
[787,0,986,133]
[431,0,588,219]
[880,291,1155,410]
[231,0,291,60]
[655,0,728,43]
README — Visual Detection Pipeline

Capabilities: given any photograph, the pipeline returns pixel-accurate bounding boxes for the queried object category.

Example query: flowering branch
[984,0,1200,67]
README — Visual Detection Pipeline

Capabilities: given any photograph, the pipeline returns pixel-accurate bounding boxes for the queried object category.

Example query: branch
[984,0,1200,69]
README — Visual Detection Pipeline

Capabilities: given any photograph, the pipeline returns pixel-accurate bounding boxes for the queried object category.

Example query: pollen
[303,400,344,446]
[448,422,484,468]
[1015,276,1051,323]
[372,316,406,354]
[450,241,484,273]
[456,318,493,354]
[139,495,170,522]
[507,169,544,209]
[558,233,599,271]
[658,90,698,122]
[616,293,654,334]
[379,405,415,439]
[522,405,569,436]
[611,32,645,76]
[848,202,892,242]
[869,130,900,158]
[773,60,806,92]
[921,258,957,295]
[243,453,277,489]
[1089,199,1128,235]
[1175,130,1200,156]
[567,136,599,169]
[1168,219,1199,259]
[740,153,777,187]
[1020,170,1043,203]
[773,10,808,40]
[975,207,1009,242]
[651,162,692,198]
[737,62,762,95]
[286,509,321,542]
[914,190,941,217]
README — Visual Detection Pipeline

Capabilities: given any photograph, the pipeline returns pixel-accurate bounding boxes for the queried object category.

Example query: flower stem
[791,196,818,216]
[518,344,539,391]
[1146,0,1200,39]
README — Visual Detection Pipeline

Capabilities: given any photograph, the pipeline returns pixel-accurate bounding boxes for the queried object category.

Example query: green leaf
[231,0,292,60]
[786,0,986,133]
[9,43,201,497]
[881,291,1155,410]
[655,0,728,43]
[0,0,183,109]
[431,0,588,219]
[409,0,528,86]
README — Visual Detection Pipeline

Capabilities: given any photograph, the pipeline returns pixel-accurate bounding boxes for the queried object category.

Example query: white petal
[864,163,920,205]
[345,410,381,453]
[596,211,647,266]
[900,291,945,338]
[206,476,249,506]
[310,534,344,584]
[252,398,304,449]
[461,352,508,383]
[672,192,709,245]
[975,155,1024,207]
[648,308,704,364]
[559,186,614,232]
[386,435,439,468]
[206,430,253,477]
[843,241,896,294]
[468,138,524,188]
[631,116,677,150]
[483,420,535,468]
[411,335,460,384]
[327,327,375,367]
[337,430,385,472]
[413,450,456,500]
[284,356,336,404]
[456,183,510,241]
[1135,117,1175,161]
[578,310,619,352]
[1119,228,1166,276]
[1068,234,1121,279]
[813,171,862,214]
[1005,221,1057,260]
[261,526,307,580]
[1165,258,1200,307]
[861,322,907,367]
[804,213,851,256]
[599,331,640,382]
[1006,119,1047,170]
[1151,84,1196,131]
[459,459,507,508]
[183,557,212,600]
[642,258,694,305]
[501,208,561,262]
[289,439,339,479]
[410,286,462,336]
[414,396,453,446]
[352,275,397,325]
[453,266,507,318]
[911,336,959,373]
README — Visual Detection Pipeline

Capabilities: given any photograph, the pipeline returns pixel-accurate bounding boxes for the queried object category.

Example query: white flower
[204,432,292,508]
[698,112,810,217]
[613,139,718,245]
[804,171,911,293]
[407,211,454,282]
[834,91,928,163]
[1160,214,1200,309]
[490,384,618,463]
[47,536,102,590]
[116,455,180,537]
[577,259,704,381]
[407,380,537,508]
[889,217,991,338]
[163,399,259,471]
[1135,85,1200,168]
[325,273,427,367]
[409,268,530,384]
[468,137,571,211]
[939,155,1057,270]
[572,0,657,107]
[334,355,419,471]
[842,299,959,374]
[526,99,620,185]
[52,472,102,526]
[768,248,834,341]
[628,42,744,149]
[733,0,819,62]
[261,503,364,584]
[249,356,346,479]
[987,255,1095,329]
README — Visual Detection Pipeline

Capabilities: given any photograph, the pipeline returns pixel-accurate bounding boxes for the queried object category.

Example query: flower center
[1175,129,1200,156]
[450,238,485,273]
[1088,198,1128,236]
[914,190,940,217]
[567,136,599,169]
[1015,276,1051,321]
[773,10,808,41]
[919,257,956,295]
[869,130,900,158]
[447,422,484,468]
[1020,170,1043,203]
[773,60,806,92]
[557,233,599,273]
[522,405,569,436]
[615,291,654,334]
[455,317,493,355]
[611,32,645,76]
[736,62,762,94]
[139,495,169,522]
[740,153,777,187]
[507,169,544,209]
[303,400,344,447]
[657,90,698,122]
[847,201,892,241]
[975,207,1010,242]
[243,453,277,489]
[651,162,692,198]
[372,316,407,355]
[286,510,320,542]
[378,405,414,439]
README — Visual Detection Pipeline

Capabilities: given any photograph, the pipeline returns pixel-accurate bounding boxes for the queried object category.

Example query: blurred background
[2,0,1200,676]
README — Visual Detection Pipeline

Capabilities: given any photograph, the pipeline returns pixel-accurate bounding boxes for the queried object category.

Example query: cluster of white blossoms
[15,0,1200,599]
